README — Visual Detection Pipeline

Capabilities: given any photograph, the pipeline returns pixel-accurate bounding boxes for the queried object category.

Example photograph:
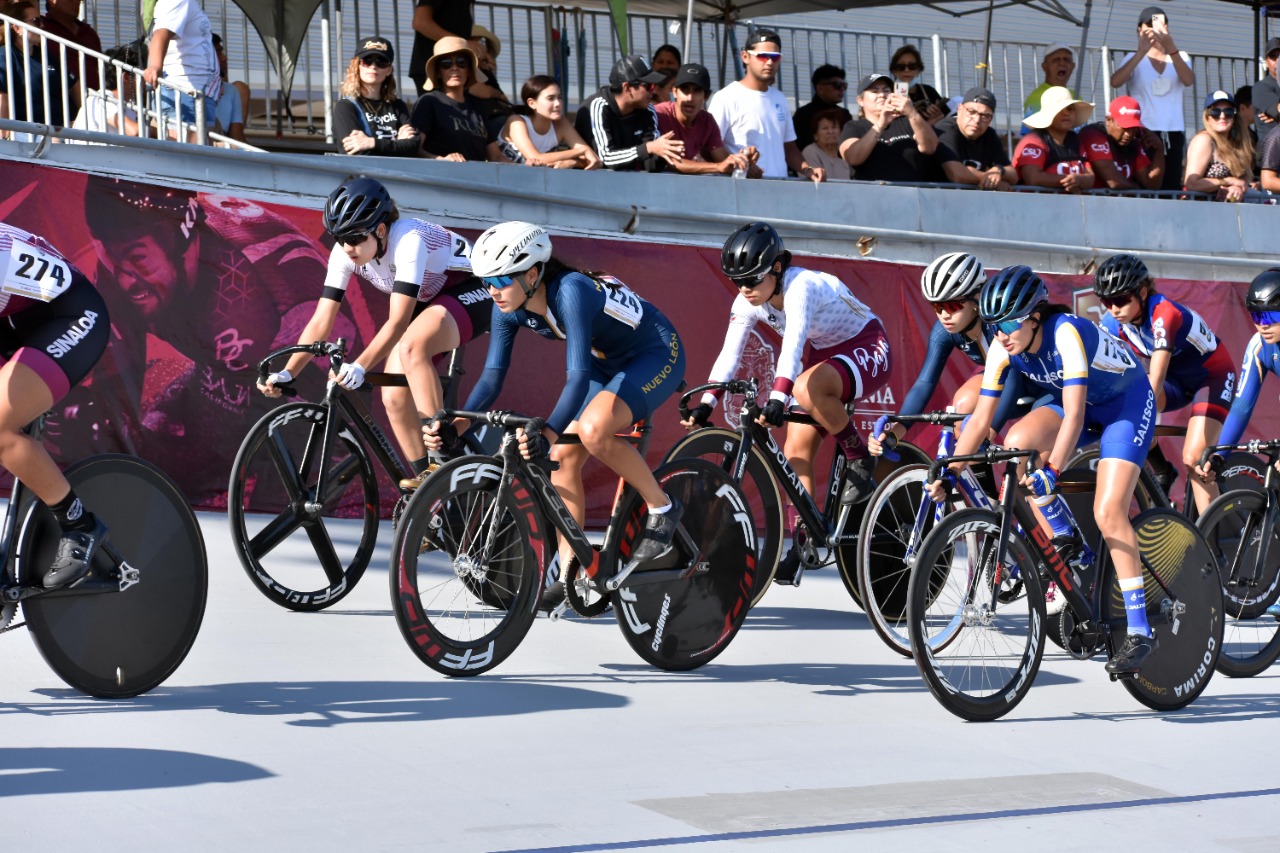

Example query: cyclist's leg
[400,279,491,426]
[550,415,592,569]
[1002,405,1067,535]
[782,419,823,496]
[949,373,983,444]
[0,358,67,502]
[1180,351,1233,513]
[381,344,428,468]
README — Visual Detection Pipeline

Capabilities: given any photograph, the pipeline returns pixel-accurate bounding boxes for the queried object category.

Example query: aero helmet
[921,252,986,302]
[1093,253,1150,298]
[1245,268,1280,312]
[721,222,789,280]
[323,177,394,239]
[980,265,1048,324]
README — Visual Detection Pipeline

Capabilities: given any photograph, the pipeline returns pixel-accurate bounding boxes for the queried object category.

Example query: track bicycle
[227,339,482,612]
[907,445,1222,722]
[2,416,207,697]
[663,378,928,605]
[1195,438,1280,677]
[390,407,757,676]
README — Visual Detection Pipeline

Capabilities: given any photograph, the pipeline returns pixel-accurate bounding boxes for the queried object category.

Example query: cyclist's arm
[1047,322,1089,473]
[772,280,813,401]
[700,299,755,408]
[1217,334,1267,449]
[896,322,956,438]
[989,369,1026,434]
[462,306,515,412]
[1146,299,1183,411]
[278,296,342,377]
[1147,349,1172,410]
[543,284,596,435]
[351,290,417,370]
[953,341,1010,461]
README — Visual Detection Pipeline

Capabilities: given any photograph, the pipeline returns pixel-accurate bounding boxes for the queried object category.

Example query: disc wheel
[1195,490,1280,678]
[1110,509,1223,709]
[608,459,757,671]
[390,455,546,676]
[228,402,379,611]
[21,455,208,698]
[908,508,1046,722]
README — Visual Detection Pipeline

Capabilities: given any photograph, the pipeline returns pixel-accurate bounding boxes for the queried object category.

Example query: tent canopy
[581,0,1084,25]
[230,0,324,97]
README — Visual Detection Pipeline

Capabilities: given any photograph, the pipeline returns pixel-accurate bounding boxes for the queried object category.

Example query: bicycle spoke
[303,519,348,586]
[247,508,306,559]
[264,425,311,499]
[317,453,365,505]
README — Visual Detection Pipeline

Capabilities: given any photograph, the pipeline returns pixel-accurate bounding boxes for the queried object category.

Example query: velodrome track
[2,513,1278,852]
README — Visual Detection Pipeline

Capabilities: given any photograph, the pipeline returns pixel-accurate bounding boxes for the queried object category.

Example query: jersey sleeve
[321,242,357,301]
[899,321,956,417]
[1079,126,1116,165]
[1012,134,1048,170]
[1218,333,1268,448]
[979,338,1013,399]
[545,281,599,434]
[463,307,516,412]
[772,280,813,401]
[390,223,452,297]
[1055,321,1090,389]
[702,295,757,407]
[1149,297,1183,352]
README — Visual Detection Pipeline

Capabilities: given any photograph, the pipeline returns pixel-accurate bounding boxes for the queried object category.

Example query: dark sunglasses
[438,55,472,70]
[819,79,848,90]
[334,231,371,247]
[731,271,769,289]
[930,299,969,315]
[483,275,518,290]
[360,56,392,69]
[1207,107,1237,120]
[891,62,922,72]
[1250,310,1280,326]
[994,316,1029,335]
[1099,293,1137,309]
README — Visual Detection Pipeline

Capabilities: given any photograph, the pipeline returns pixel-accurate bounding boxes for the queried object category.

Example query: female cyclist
[257,176,488,487]
[927,265,1159,676]
[1094,253,1234,513]
[425,221,686,568]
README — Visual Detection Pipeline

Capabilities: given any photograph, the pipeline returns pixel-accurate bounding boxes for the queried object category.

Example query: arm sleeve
[371,101,421,157]
[899,322,956,417]
[979,339,1013,399]
[1150,298,1182,352]
[1055,321,1091,389]
[462,307,516,412]
[331,99,365,152]
[1219,334,1267,447]
[589,96,643,169]
[771,281,812,400]
[321,242,357,301]
[544,283,598,434]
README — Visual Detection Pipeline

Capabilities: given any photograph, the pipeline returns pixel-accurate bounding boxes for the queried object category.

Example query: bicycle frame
[1203,439,1280,592]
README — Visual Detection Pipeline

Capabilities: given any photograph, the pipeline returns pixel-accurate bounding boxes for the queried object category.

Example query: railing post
[1101,44,1112,110]
[931,33,943,94]
[321,0,333,144]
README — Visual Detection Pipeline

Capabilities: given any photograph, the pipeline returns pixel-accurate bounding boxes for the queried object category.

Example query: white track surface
[2,514,1278,852]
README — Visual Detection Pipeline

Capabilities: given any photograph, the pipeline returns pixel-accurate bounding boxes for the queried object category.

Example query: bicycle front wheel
[1195,490,1280,678]
[228,402,380,611]
[21,455,208,698]
[390,455,546,676]
[908,508,1046,722]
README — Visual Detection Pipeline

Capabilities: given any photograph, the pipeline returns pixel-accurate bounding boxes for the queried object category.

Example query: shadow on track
[0,747,272,797]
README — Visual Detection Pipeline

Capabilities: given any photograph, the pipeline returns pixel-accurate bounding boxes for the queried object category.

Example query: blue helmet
[980,265,1048,324]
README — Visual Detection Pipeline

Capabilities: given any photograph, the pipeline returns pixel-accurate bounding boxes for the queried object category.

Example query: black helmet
[1245,268,1280,312]
[980,265,1048,323]
[721,222,789,280]
[1093,253,1150,298]
[324,177,394,239]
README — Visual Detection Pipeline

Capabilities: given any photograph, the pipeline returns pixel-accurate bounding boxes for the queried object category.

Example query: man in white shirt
[144,0,220,127]
[707,29,824,182]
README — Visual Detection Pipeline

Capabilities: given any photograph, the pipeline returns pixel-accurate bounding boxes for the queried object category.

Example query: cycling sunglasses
[334,231,371,247]
[1250,310,1280,326]
[746,50,782,63]
[483,275,519,290]
[731,271,769,289]
[930,299,969,315]
[1099,293,1137,309]
[994,315,1030,335]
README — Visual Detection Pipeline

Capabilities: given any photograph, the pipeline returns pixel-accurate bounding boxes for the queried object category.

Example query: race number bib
[598,275,644,329]
[1183,309,1217,355]
[447,231,473,270]
[1092,331,1139,374]
[3,239,72,302]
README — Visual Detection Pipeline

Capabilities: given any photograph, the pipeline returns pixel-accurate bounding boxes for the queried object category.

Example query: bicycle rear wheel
[390,455,546,676]
[21,455,207,698]
[908,508,1046,722]
[1195,490,1280,678]
[608,459,757,671]
[1109,509,1223,709]
[228,402,379,611]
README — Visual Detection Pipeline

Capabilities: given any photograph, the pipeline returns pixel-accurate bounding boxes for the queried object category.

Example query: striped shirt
[322,217,471,303]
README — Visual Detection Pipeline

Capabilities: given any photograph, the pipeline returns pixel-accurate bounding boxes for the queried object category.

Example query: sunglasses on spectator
[747,50,782,63]
[1251,310,1280,326]
[892,62,922,72]
[360,56,392,69]
[438,55,472,70]
[930,300,970,315]
[994,315,1030,335]
[1099,293,1138,309]
[731,271,770,289]
[963,107,995,122]
[484,275,519,290]
[1207,107,1237,120]
[819,79,848,90]
[334,231,371,247]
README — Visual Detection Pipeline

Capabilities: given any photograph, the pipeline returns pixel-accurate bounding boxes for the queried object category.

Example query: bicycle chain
[0,601,18,633]
[1059,608,1099,660]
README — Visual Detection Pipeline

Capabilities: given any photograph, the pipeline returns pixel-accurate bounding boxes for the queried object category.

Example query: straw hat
[471,24,501,59]
[423,36,490,91]
[1023,86,1093,129]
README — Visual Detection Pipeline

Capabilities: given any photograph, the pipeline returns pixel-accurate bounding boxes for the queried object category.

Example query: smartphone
[1151,12,1166,28]
[894,79,909,97]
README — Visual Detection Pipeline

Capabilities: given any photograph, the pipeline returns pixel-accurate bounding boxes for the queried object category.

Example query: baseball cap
[355,36,393,63]
[962,86,997,109]
[857,73,892,94]
[609,54,667,87]
[1203,89,1236,110]
[745,28,782,49]
[671,63,711,93]
[1108,96,1144,128]
[1043,42,1075,62]
[1138,6,1166,25]
[1266,37,1280,57]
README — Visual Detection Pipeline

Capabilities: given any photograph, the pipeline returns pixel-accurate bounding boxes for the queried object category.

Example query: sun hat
[1023,86,1093,129]
[424,36,489,91]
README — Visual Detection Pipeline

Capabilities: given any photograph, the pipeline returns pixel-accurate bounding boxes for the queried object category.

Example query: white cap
[1043,42,1075,62]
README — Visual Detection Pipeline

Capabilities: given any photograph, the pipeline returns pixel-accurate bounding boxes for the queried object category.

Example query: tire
[1109,508,1223,709]
[389,455,546,676]
[908,508,1046,722]
[1195,490,1280,678]
[228,402,379,611]
[661,428,784,604]
[608,459,757,671]
[20,455,208,698]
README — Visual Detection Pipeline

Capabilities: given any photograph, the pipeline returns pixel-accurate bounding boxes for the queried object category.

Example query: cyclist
[869,251,1027,456]
[0,222,111,588]
[257,176,489,487]
[425,221,687,570]
[926,265,1159,676]
[683,222,891,584]
[1094,253,1234,513]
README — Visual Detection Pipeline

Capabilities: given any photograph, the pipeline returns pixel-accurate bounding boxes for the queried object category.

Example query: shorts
[1044,385,1156,468]
[0,274,109,403]
[422,275,493,343]
[159,86,215,127]
[578,321,685,424]
[810,319,891,404]
[1161,345,1235,422]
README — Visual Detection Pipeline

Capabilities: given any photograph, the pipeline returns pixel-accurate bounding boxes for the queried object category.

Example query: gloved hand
[333,361,366,391]
[259,369,293,396]
[759,398,786,427]
[519,417,551,460]
[1027,462,1059,498]
[682,403,713,428]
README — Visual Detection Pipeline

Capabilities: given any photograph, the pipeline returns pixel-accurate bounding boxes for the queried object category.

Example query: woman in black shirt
[410,36,511,162]
[333,35,421,157]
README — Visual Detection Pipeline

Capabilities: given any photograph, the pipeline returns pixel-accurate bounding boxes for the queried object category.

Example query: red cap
[1108,96,1144,128]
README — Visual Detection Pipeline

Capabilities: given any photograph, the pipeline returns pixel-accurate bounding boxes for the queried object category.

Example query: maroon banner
[0,159,1271,523]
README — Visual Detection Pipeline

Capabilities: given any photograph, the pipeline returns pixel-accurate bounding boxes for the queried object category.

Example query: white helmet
[921,252,986,303]
[471,221,553,278]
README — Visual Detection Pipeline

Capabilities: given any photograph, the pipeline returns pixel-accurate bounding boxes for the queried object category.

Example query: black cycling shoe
[43,516,109,590]
[538,580,566,613]
[1147,452,1177,495]
[1105,632,1159,676]
[1050,533,1092,569]
[773,547,803,586]
[840,460,877,506]
[629,498,683,565]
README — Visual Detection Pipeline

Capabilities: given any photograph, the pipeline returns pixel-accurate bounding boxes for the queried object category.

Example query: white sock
[648,499,673,515]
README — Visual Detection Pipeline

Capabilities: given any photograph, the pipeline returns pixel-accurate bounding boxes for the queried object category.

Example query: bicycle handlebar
[676,378,821,427]
[885,411,967,427]
[1200,438,1280,470]
[927,445,1036,486]
[432,408,540,431]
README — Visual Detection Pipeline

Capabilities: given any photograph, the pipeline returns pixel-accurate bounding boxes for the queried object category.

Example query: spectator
[0,0,76,130]
[409,0,473,95]
[574,54,681,172]
[935,87,1016,190]
[802,109,850,180]
[1023,42,1076,132]
[41,0,101,91]
[650,43,681,103]
[654,63,754,176]
[707,28,824,182]
[499,75,599,169]
[1237,84,1261,174]
[70,41,143,138]
[1257,110,1280,192]
[1013,86,1095,193]
[838,73,938,182]
[890,44,947,126]
[210,33,246,142]
[1252,37,1280,138]
[1185,90,1255,202]
[468,23,510,126]
[792,64,852,150]
[1109,7,1193,191]
[333,36,419,157]
[1079,96,1165,190]
[411,36,509,162]
[144,0,220,127]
